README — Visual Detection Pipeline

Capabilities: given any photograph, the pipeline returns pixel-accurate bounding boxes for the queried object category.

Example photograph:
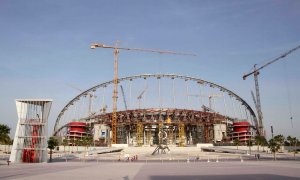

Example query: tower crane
[137,86,148,109]
[187,93,223,110]
[208,94,223,110]
[90,42,196,144]
[67,84,97,116]
[243,44,300,136]
[251,90,258,114]
[120,85,128,110]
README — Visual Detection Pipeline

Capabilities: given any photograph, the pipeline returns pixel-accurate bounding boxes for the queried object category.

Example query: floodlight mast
[90,42,196,144]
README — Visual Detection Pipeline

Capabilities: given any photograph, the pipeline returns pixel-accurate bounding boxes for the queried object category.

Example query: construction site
[53,43,299,150]
[52,43,267,148]
[52,43,299,149]
[7,42,299,165]
[3,2,300,180]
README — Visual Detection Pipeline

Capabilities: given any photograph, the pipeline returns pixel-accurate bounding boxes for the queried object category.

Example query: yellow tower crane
[90,42,196,144]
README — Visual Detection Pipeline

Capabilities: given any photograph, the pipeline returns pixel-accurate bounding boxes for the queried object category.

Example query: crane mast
[120,85,128,110]
[253,65,264,135]
[188,93,222,110]
[208,94,223,109]
[91,42,195,144]
[112,48,119,144]
[137,86,148,109]
[67,84,96,116]
[251,90,257,110]
[243,44,300,136]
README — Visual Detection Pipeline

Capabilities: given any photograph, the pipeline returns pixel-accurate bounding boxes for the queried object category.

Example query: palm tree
[286,136,293,145]
[48,137,58,162]
[247,140,253,155]
[233,139,240,150]
[87,137,93,148]
[263,137,268,152]
[81,137,87,151]
[255,135,265,152]
[0,124,12,155]
[62,139,68,152]
[268,138,280,160]
[287,136,299,159]
[82,137,93,151]
[274,134,285,153]
[81,137,92,158]
[0,124,11,145]
[75,139,81,152]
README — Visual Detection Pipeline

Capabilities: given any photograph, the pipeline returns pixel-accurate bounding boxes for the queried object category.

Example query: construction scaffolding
[83,108,233,146]
[146,128,152,145]
[136,121,143,146]
[53,73,259,144]
[10,99,52,163]
[179,122,185,147]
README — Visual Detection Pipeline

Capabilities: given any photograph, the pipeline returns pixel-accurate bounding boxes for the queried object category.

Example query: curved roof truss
[54,74,259,135]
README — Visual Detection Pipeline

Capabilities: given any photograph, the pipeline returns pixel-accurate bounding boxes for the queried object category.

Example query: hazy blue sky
[1,0,299,139]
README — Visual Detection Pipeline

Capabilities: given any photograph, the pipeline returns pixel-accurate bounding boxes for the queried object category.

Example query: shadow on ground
[150,174,300,180]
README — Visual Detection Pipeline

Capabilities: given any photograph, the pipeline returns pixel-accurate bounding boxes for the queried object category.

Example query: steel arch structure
[54,73,259,136]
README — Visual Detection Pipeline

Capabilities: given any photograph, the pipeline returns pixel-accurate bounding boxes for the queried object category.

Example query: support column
[136,121,143,146]
[179,122,185,147]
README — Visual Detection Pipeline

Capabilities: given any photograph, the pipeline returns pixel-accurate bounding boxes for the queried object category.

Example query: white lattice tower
[10,99,52,163]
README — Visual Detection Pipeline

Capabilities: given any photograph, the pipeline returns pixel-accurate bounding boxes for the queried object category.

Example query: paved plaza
[1,160,300,180]
[1,146,300,179]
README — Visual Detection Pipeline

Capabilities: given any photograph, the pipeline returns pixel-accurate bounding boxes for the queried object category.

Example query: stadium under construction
[53,74,258,147]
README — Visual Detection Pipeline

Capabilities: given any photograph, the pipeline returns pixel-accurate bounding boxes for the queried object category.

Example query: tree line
[47,136,93,162]
[234,134,299,160]
[0,124,12,145]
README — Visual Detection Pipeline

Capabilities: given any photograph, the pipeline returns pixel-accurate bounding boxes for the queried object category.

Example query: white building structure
[214,124,227,143]
[93,124,110,142]
[10,99,52,163]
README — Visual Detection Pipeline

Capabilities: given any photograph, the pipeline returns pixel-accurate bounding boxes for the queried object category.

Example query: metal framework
[54,107,247,146]
[136,121,143,146]
[10,99,52,163]
[178,122,185,147]
[54,74,258,137]
[82,108,230,145]
[90,43,195,144]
